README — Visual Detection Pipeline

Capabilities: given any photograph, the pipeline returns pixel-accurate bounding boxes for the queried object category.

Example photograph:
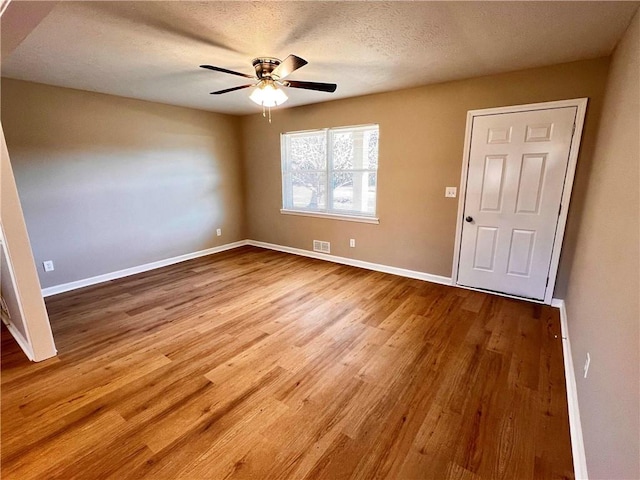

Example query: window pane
[331,127,379,171]
[332,132,354,170]
[366,129,379,170]
[331,172,377,214]
[288,133,326,171]
[291,171,327,210]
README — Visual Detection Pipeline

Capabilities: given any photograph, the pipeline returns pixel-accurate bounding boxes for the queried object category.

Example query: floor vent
[313,240,331,254]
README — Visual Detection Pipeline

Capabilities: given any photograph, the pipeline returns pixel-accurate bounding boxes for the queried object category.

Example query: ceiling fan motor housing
[252,58,281,80]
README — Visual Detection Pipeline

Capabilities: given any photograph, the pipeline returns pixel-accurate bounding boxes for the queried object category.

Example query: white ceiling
[2,1,638,115]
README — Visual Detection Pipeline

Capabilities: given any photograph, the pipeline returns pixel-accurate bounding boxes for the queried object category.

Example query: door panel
[515,154,546,214]
[487,126,512,144]
[473,227,498,271]
[480,155,506,211]
[457,107,577,300]
[525,123,554,142]
[507,229,536,276]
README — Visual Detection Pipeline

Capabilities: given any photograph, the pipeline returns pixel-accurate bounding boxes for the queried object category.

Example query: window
[281,124,379,222]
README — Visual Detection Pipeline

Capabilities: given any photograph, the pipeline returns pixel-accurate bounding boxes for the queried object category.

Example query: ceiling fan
[200,54,337,120]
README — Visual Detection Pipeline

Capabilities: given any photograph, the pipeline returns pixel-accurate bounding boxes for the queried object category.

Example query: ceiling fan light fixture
[249,80,288,107]
[201,55,336,122]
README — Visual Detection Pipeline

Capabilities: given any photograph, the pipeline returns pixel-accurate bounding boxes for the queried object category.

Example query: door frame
[451,98,588,304]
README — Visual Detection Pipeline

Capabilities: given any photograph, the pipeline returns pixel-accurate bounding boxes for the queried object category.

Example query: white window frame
[280,124,380,224]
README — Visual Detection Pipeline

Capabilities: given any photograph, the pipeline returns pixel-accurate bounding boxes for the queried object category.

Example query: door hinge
[559,203,562,216]
[546,277,549,287]
[572,123,576,135]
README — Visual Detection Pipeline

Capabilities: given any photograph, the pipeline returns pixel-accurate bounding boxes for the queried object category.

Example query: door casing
[451,98,588,305]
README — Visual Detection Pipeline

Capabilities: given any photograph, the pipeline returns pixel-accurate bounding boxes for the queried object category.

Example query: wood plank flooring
[1,246,574,479]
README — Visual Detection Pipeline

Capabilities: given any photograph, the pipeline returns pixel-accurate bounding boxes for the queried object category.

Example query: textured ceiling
[2,1,638,115]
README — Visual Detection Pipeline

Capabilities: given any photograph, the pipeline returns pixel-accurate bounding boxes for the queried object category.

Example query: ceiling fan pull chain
[268,106,272,123]
[262,103,266,118]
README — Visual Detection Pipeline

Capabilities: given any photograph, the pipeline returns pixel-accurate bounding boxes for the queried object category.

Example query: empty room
[1,2,638,479]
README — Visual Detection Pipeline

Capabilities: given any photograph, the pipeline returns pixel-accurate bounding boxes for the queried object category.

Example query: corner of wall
[0,123,57,361]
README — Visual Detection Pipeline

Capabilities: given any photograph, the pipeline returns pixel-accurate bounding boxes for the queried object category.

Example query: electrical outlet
[349,239,356,248]
[43,260,54,272]
[216,228,222,236]
[583,352,591,378]
[445,187,457,198]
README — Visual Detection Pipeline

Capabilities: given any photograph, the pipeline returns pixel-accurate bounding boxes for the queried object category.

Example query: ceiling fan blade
[284,80,337,93]
[272,55,308,80]
[210,84,253,95]
[200,65,254,79]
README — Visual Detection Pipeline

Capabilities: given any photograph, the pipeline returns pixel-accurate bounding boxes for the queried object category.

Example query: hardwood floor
[1,246,574,479]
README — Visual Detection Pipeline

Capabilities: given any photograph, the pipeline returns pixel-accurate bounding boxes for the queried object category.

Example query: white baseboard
[551,298,588,480]
[41,240,249,297]
[41,239,452,298]
[246,240,452,286]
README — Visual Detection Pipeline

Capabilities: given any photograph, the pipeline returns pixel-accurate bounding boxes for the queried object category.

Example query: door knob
[465,216,474,223]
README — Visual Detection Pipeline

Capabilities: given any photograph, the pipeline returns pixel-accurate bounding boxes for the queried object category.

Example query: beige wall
[242,58,609,286]
[1,79,245,289]
[2,60,610,294]
[564,11,639,480]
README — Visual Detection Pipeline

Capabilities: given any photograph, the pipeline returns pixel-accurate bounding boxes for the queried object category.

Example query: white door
[457,106,577,300]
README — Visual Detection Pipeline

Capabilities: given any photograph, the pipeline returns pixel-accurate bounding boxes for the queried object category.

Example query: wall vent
[313,240,330,254]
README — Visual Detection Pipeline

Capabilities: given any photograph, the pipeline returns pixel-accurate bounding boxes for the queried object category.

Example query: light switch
[445,187,457,198]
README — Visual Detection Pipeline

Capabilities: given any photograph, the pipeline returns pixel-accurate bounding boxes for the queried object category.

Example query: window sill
[280,209,380,224]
